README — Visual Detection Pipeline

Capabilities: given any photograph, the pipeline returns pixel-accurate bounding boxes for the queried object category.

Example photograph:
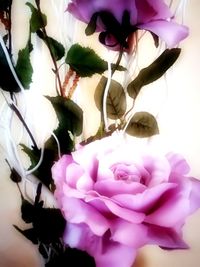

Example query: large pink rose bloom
[52,135,200,267]
[67,0,189,51]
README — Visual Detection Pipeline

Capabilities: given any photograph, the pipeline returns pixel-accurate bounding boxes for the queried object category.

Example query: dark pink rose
[66,0,189,51]
[52,135,200,267]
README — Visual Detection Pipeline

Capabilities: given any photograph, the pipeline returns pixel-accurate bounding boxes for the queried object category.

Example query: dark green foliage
[15,39,33,89]
[10,168,22,183]
[46,96,83,137]
[94,76,127,119]
[0,0,12,11]
[0,43,20,92]
[66,44,125,77]
[21,97,83,188]
[126,111,159,137]
[15,183,66,245]
[14,183,95,267]
[26,2,47,33]
[37,30,65,61]
[127,48,181,99]
[45,247,96,267]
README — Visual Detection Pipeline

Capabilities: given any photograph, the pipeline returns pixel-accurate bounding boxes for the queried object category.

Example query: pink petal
[166,152,190,175]
[67,0,134,24]
[94,180,146,197]
[135,0,171,24]
[65,163,84,188]
[72,150,98,179]
[62,197,110,235]
[64,223,102,252]
[94,241,137,267]
[63,183,85,199]
[145,186,191,227]
[142,155,171,186]
[111,219,147,248]
[147,225,189,249]
[112,183,177,212]
[64,223,137,267]
[100,197,145,223]
[189,177,200,213]
[139,20,189,47]
[52,155,72,184]
[76,173,94,192]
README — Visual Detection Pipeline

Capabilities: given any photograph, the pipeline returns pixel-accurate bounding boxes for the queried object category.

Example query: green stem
[35,0,63,96]
[9,103,38,150]
[102,47,124,129]
[7,7,12,55]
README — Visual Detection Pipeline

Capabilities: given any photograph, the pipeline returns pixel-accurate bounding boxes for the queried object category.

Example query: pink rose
[52,135,200,267]
[67,0,189,51]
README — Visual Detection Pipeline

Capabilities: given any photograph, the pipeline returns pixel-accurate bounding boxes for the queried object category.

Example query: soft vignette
[0,0,200,267]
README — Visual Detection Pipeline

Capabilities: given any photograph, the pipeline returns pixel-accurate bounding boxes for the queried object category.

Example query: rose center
[111,164,141,183]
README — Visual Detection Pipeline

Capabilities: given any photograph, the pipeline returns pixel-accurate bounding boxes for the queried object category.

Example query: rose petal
[112,183,177,212]
[189,177,200,213]
[62,197,110,235]
[111,219,148,248]
[66,163,84,188]
[139,20,189,48]
[94,180,146,197]
[135,0,171,24]
[147,225,189,249]
[67,0,134,24]
[52,155,72,184]
[100,197,145,224]
[166,152,190,175]
[64,223,102,252]
[142,155,171,186]
[76,173,94,192]
[145,185,191,227]
[94,241,136,267]
[64,222,137,267]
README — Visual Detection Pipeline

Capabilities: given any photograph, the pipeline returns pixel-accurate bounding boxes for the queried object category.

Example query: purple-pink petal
[111,219,148,247]
[64,222,137,267]
[145,187,191,227]
[147,225,189,249]
[94,241,137,267]
[140,20,189,47]
[100,197,145,223]
[166,152,190,175]
[62,197,110,235]
[112,183,177,212]
[94,180,146,197]
[135,0,171,24]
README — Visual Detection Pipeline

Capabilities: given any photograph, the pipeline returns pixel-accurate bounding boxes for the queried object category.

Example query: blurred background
[0,0,200,266]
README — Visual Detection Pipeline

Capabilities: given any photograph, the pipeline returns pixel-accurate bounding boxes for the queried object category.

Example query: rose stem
[35,0,63,97]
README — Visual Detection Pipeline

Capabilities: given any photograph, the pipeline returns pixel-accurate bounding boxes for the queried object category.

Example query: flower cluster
[52,134,200,267]
[0,1,199,267]
[67,0,188,51]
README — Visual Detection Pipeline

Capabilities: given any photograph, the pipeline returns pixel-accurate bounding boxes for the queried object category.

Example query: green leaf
[65,43,125,77]
[126,111,159,138]
[46,96,83,136]
[94,76,126,120]
[26,2,47,33]
[46,37,65,61]
[21,143,56,189]
[37,30,65,61]
[20,96,83,188]
[127,48,181,99]
[0,43,20,92]
[15,39,33,89]
[21,144,40,170]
